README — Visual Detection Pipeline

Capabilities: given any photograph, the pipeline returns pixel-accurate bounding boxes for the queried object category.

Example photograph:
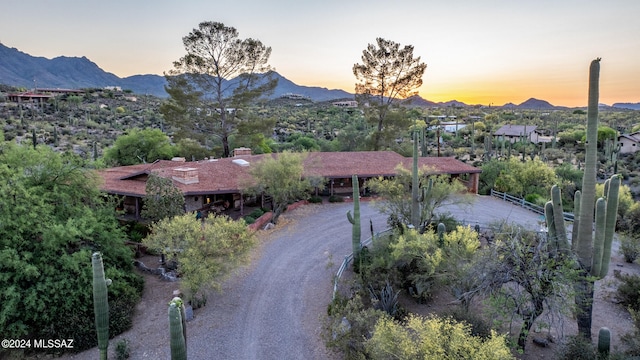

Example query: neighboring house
[493,124,552,143]
[98,149,482,221]
[619,131,640,154]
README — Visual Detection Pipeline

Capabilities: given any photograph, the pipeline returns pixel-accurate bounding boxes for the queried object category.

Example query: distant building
[332,100,358,108]
[619,132,640,154]
[494,124,544,143]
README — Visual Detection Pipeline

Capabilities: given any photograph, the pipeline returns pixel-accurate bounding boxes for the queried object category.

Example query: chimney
[172,167,199,184]
[233,147,252,157]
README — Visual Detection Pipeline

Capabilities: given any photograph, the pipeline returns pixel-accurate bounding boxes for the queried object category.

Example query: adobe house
[619,132,640,154]
[98,149,481,221]
[493,124,542,143]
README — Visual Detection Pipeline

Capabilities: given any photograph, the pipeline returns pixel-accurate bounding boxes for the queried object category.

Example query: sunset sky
[2,0,639,107]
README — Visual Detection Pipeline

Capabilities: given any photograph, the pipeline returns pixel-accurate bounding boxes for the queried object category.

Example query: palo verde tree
[245,151,315,224]
[162,21,278,158]
[143,213,255,303]
[353,37,426,150]
[367,167,469,232]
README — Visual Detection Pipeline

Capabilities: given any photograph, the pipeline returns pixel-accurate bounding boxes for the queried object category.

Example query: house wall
[619,137,639,154]
[185,195,202,213]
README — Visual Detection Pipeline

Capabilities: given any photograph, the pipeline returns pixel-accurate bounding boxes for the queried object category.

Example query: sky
[1,0,639,107]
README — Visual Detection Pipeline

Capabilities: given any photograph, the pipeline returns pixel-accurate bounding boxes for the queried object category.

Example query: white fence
[490,189,574,222]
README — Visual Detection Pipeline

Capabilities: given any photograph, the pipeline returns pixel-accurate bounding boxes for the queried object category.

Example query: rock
[184,305,194,322]
[533,337,550,347]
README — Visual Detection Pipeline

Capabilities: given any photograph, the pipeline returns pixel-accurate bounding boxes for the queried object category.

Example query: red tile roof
[98,151,480,197]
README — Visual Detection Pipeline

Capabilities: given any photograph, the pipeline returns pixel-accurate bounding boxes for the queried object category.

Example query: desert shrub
[243,215,256,224]
[444,307,494,339]
[621,309,640,357]
[365,314,514,360]
[329,195,344,203]
[556,335,629,360]
[325,294,386,360]
[248,208,265,218]
[115,338,131,360]
[614,272,640,312]
[308,195,323,203]
[619,233,640,263]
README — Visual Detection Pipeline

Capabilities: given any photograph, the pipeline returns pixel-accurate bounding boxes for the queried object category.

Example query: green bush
[249,208,265,218]
[115,338,131,360]
[444,307,494,339]
[614,272,640,312]
[619,233,640,263]
[308,195,323,203]
[329,195,344,203]
[244,216,256,224]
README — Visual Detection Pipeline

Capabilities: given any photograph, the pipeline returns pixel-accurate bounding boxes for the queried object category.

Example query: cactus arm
[571,190,581,249]
[169,299,187,360]
[346,210,355,224]
[544,201,558,256]
[550,185,569,253]
[92,252,110,360]
[599,174,621,278]
[591,198,607,276]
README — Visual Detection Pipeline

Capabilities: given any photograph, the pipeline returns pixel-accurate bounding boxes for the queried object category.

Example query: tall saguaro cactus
[347,174,361,261]
[92,252,110,360]
[169,298,187,360]
[411,130,421,229]
[572,58,621,339]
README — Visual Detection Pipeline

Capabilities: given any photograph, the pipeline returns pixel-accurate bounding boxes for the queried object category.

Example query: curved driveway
[187,195,543,360]
[62,195,543,360]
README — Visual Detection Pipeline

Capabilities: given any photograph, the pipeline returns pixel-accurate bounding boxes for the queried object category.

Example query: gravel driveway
[61,195,543,360]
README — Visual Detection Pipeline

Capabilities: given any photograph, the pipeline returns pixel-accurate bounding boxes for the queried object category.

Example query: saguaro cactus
[169,298,187,360]
[346,174,361,260]
[92,252,110,360]
[437,222,446,247]
[411,130,421,229]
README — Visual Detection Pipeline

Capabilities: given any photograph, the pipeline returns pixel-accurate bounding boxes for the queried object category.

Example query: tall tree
[353,38,426,150]
[162,21,278,158]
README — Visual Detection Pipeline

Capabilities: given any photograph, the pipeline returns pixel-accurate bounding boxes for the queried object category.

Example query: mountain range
[1,43,638,110]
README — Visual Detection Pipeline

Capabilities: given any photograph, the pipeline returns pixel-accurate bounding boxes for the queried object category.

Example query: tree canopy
[103,128,175,166]
[162,21,278,158]
[0,143,142,352]
[353,37,426,150]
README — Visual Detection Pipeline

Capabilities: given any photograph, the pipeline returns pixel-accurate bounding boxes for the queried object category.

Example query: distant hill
[612,102,640,110]
[514,98,559,110]
[0,43,351,101]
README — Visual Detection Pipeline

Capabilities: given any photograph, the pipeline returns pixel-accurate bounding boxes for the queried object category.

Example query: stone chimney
[172,167,199,184]
[233,147,252,157]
